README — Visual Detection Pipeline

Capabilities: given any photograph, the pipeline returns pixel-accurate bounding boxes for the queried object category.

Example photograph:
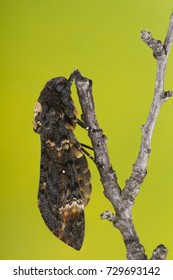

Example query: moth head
[33,76,78,134]
[44,77,77,120]
[45,77,68,93]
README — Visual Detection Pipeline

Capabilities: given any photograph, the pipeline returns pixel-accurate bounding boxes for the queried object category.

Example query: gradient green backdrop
[1,0,173,260]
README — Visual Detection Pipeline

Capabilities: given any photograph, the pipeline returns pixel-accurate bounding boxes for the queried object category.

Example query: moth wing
[71,144,92,207]
[38,140,85,250]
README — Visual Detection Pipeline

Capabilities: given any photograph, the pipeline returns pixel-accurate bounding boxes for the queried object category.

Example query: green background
[1,0,173,260]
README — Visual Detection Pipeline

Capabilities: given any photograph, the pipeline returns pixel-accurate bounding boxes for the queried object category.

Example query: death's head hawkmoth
[33,76,92,250]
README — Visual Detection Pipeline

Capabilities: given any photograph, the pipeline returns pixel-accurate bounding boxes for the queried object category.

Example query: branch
[73,70,122,210]
[72,71,146,260]
[122,12,173,205]
[151,244,168,260]
[72,13,173,259]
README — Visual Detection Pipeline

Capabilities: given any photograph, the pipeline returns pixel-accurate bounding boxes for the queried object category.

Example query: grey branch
[151,244,168,260]
[72,13,173,259]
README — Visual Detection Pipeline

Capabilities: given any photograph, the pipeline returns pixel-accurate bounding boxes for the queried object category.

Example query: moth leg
[80,146,95,162]
[80,143,93,151]
[68,131,95,161]
[77,118,102,133]
[71,139,95,161]
[77,119,89,130]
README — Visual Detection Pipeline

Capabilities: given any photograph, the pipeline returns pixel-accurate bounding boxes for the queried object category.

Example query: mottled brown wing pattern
[33,76,92,250]
[71,144,92,208]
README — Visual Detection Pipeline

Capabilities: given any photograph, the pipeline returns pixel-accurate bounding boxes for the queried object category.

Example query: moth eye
[56,82,66,92]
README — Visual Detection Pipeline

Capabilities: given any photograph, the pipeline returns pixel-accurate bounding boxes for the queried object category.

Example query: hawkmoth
[33,76,92,250]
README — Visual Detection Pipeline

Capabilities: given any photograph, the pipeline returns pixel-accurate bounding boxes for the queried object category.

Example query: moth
[33,76,92,250]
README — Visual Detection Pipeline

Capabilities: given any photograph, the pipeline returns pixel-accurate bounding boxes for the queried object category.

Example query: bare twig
[151,244,168,260]
[72,13,173,259]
